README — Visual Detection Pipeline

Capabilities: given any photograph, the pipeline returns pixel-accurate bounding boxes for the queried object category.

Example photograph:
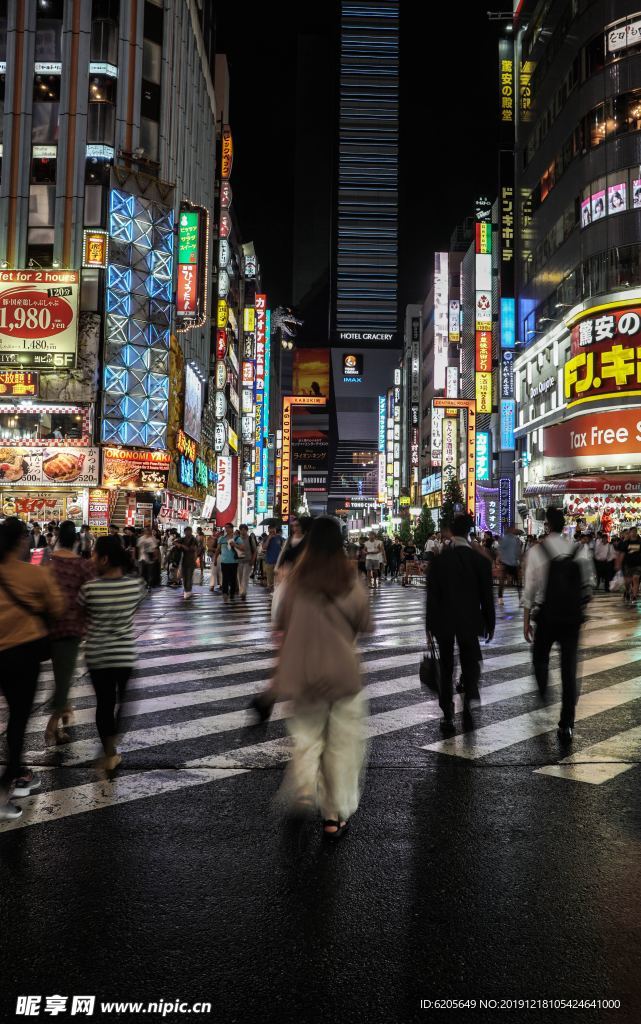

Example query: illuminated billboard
[0,269,79,369]
[433,252,449,391]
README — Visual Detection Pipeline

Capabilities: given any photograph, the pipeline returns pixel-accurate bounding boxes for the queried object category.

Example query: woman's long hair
[0,517,28,563]
[288,516,354,598]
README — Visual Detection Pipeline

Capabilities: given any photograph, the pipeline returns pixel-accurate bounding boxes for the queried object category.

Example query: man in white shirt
[593,531,615,591]
[523,507,594,742]
[364,532,385,589]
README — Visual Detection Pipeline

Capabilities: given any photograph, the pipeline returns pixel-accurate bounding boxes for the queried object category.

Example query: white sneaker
[0,801,22,821]
[12,773,42,798]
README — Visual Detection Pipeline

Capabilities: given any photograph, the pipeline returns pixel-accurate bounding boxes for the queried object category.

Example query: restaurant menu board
[0,270,79,368]
[102,447,171,490]
[2,491,85,523]
[88,487,110,536]
[0,446,99,487]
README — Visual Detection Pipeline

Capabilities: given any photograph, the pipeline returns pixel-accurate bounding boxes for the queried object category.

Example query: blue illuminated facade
[101,189,174,450]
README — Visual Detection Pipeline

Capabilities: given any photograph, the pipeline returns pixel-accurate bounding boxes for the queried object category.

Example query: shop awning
[524,476,641,496]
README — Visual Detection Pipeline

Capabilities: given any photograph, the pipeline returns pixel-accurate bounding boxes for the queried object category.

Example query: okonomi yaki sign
[0,270,79,369]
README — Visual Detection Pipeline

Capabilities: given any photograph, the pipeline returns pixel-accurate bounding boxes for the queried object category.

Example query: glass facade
[101,189,174,449]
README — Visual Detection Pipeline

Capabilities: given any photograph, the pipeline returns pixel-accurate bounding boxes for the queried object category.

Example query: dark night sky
[216,1,501,320]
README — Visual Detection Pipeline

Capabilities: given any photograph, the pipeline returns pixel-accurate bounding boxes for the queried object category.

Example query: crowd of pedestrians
[0,506,634,838]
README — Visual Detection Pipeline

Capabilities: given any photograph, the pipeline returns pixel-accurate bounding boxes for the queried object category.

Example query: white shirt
[522,534,594,610]
[365,540,383,561]
[137,535,158,561]
[594,539,614,562]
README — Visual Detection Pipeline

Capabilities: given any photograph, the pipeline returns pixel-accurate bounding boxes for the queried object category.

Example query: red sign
[527,477,641,495]
[216,329,227,360]
[219,213,231,239]
[215,454,238,526]
[475,330,492,373]
[0,370,38,397]
[220,182,232,209]
[545,408,641,458]
[176,264,198,319]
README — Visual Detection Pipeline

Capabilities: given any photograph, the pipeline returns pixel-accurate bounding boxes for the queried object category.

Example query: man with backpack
[523,507,594,742]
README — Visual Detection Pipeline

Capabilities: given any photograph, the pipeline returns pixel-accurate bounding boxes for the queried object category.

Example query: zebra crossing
[2,580,641,832]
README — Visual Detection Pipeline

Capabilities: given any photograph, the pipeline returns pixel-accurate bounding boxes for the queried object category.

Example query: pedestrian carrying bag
[419,635,441,695]
[0,574,53,661]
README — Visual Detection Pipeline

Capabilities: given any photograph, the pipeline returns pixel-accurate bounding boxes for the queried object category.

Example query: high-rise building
[327,0,401,516]
[0,0,220,530]
[512,1,641,536]
[333,0,399,345]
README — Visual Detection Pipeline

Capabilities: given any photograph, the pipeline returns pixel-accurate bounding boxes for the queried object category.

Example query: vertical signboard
[442,414,458,484]
[254,294,266,487]
[256,308,271,515]
[176,205,208,331]
[433,252,449,391]
[378,395,387,503]
[448,299,460,343]
[500,398,516,450]
[476,431,490,481]
[499,475,512,531]
[475,201,493,414]
[446,366,458,399]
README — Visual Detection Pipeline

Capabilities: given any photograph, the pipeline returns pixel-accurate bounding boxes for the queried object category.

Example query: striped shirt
[77,576,145,668]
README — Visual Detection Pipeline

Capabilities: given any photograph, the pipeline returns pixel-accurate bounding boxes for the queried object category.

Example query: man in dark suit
[28,524,48,550]
[426,513,495,734]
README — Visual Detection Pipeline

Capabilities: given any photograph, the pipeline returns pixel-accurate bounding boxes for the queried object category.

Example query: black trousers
[221,562,238,598]
[532,619,580,729]
[595,560,613,590]
[89,667,132,751]
[435,632,481,718]
[1,640,42,791]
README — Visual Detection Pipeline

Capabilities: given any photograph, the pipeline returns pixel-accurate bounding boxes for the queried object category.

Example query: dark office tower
[334,0,399,345]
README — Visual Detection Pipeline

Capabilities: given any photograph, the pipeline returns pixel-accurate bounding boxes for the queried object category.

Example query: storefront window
[589,103,606,148]
[0,410,85,444]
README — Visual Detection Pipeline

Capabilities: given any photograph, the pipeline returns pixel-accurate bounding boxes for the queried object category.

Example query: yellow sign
[82,230,108,268]
[243,307,255,332]
[476,371,492,414]
[227,427,238,452]
[281,395,327,517]
[217,299,228,329]
[221,128,233,179]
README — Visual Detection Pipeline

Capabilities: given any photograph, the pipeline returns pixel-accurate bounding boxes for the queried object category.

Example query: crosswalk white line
[0,767,248,832]
[534,725,641,784]
[424,669,641,760]
[6,657,641,832]
[21,643,641,778]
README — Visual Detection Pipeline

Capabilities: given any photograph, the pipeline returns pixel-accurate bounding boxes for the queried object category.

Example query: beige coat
[273,577,372,703]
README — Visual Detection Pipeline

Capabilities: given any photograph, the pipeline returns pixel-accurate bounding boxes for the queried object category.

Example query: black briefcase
[419,635,441,695]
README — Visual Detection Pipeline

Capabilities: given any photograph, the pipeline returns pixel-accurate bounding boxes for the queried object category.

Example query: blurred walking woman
[78,536,145,772]
[46,520,94,745]
[273,517,372,840]
[0,517,63,821]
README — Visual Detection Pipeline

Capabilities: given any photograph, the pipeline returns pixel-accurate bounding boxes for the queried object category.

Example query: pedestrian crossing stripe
[2,590,641,832]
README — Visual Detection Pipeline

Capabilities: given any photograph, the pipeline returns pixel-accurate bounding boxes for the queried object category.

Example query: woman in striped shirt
[78,535,145,772]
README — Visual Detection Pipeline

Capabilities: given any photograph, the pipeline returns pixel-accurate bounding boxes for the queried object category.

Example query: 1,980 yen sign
[0,270,79,369]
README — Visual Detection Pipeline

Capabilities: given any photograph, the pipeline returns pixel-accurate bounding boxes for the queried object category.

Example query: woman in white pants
[273,517,372,840]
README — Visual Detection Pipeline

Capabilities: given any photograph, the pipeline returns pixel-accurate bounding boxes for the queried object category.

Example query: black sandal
[323,819,349,841]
